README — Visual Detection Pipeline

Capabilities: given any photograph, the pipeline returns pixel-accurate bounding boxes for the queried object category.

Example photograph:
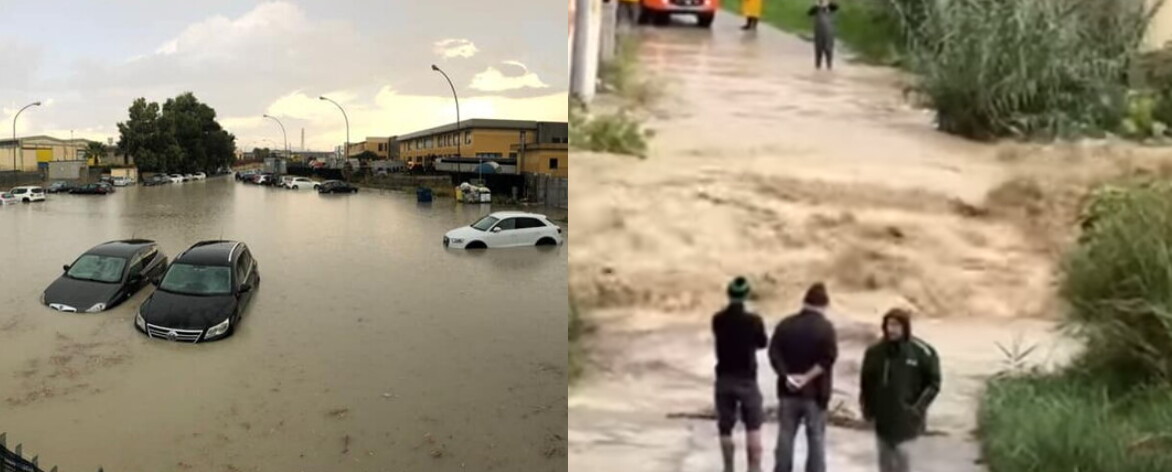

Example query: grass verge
[979,372,1172,472]
[570,35,656,158]
[979,180,1172,471]
[722,0,901,64]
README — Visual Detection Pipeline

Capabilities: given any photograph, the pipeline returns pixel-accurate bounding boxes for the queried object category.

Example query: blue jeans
[774,397,826,472]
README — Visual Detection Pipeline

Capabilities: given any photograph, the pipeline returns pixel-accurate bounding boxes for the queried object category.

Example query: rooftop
[397,119,566,141]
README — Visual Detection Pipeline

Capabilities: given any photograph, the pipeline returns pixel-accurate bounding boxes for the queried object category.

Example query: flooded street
[0,176,567,471]
[569,13,1164,472]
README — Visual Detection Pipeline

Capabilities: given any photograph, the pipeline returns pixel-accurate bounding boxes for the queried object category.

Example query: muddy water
[0,177,567,471]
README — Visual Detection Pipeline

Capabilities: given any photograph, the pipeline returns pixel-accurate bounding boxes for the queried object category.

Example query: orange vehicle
[639,0,720,28]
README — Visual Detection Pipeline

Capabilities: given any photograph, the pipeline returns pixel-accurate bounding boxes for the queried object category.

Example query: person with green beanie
[712,276,768,472]
[859,308,942,472]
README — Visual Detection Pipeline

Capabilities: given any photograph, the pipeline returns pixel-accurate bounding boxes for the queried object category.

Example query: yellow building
[397,119,568,176]
[346,137,397,159]
[0,135,100,172]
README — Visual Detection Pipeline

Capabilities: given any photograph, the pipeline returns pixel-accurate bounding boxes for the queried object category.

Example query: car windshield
[471,216,499,231]
[158,263,233,296]
[67,254,128,283]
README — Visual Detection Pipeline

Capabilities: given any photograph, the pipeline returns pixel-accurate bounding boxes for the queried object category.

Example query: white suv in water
[443,212,563,249]
[10,186,45,202]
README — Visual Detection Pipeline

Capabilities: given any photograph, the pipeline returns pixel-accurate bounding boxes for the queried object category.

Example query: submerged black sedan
[43,240,169,313]
[136,240,259,343]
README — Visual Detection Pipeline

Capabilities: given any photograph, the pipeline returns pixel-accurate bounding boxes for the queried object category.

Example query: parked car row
[236,171,359,194]
[42,239,260,343]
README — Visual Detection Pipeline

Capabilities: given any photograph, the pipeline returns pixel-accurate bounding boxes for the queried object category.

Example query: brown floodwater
[0,176,567,471]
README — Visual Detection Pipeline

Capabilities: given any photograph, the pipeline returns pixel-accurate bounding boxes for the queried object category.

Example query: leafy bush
[899,0,1156,139]
[569,104,653,158]
[1063,181,1172,383]
[979,371,1172,472]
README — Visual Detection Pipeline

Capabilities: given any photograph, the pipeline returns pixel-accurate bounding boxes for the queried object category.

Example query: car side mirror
[239,283,253,293]
[63,264,70,272]
[151,277,161,286]
[491,227,502,233]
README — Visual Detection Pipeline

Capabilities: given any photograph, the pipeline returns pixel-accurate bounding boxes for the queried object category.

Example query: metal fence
[527,174,568,209]
[0,172,45,188]
[0,433,103,472]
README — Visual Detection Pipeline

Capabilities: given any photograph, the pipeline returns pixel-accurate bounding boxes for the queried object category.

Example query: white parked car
[0,192,19,205]
[169,174,184,183]
[284,177,318,190]
[112,177,132,187]
[193,172,207,180]
[10,186,46,202]
[443,212,564,249]
[183,173,195,181]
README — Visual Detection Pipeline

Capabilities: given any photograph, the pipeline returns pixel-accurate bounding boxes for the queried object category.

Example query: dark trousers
[774,397,827,472]
[814,35,834,70]
[618,2,641,25]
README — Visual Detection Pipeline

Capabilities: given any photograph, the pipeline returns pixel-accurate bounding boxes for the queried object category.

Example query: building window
[549,158,559,170]
[378,143,385,152]
[464,131,472,145]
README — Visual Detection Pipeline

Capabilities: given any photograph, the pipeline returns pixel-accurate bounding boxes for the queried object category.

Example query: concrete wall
[47,160,87,180]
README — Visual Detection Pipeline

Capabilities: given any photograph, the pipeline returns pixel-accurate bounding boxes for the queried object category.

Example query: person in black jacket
[859,308,941,472]
[768,282,838,472]
[712,276,769,472]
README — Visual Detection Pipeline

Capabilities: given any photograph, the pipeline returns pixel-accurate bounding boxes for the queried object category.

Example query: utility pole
[571,0,596,102]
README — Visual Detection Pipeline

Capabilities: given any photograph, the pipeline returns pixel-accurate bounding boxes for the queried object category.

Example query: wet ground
[0,176,568,471]
[567,11,1157,472]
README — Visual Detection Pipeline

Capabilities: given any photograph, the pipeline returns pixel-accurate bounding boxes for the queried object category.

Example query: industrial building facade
[396,119,568,176]
[0,136,99,172]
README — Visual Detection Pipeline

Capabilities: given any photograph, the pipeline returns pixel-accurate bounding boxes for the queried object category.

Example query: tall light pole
[318,96,349,170]
[12,101,42,178]
[431,64,474,182]
[262,114,289,161]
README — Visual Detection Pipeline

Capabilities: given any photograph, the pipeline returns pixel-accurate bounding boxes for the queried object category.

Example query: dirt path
[568,13,1165,472]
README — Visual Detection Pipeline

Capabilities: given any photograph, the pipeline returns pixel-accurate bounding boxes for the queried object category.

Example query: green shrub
[900,0,1156,139]
[569,104,652,158]
[1063,181,1172,383]
[979,371,1172,472]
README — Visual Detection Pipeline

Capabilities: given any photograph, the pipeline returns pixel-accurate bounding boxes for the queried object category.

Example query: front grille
[146,323,203,343]
[670,0,705,6]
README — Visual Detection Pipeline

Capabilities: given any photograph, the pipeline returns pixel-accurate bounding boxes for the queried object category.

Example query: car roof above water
[175,240,244,266]
[489,211,549,219]
[88,239,157,258]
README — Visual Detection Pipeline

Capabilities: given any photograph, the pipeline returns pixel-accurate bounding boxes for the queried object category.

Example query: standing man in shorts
[712,276,769,472]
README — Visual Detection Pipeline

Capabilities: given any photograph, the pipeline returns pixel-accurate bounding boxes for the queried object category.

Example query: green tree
[116,93,236,172]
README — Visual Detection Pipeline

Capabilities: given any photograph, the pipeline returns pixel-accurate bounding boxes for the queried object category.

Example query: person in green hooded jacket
[859,308,941,472]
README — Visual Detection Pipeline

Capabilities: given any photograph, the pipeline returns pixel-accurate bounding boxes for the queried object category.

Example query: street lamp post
[318,96,349,171]
[12,101,42,180]
[262,114,289,165]
[431,65,473,183]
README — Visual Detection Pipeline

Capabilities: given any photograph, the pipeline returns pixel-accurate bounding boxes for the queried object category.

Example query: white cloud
[224,87,567,151]
[469,62,549,92]
[433,38,479,59]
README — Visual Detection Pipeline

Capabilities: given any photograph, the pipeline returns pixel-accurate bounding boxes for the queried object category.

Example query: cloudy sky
[0,0,568,151]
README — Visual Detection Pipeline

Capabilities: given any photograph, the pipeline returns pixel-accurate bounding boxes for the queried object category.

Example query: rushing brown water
[0,176,567,471]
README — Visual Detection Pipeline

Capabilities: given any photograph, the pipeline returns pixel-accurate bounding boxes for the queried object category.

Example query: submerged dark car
[136,240,260,343]
[43,240,169,313]
[317,180,358,194]
[46,181,75,193]
[70,183,111,195]
[142,174,171,186]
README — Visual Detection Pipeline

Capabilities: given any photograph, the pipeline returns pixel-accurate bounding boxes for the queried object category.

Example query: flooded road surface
[0,176,567,471]
[569,13,1165,472]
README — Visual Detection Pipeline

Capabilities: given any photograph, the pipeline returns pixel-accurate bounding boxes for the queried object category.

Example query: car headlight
[205,318,231,339]
[86,303,106,313]
[449,238,464,244]
[136,311,146,330]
